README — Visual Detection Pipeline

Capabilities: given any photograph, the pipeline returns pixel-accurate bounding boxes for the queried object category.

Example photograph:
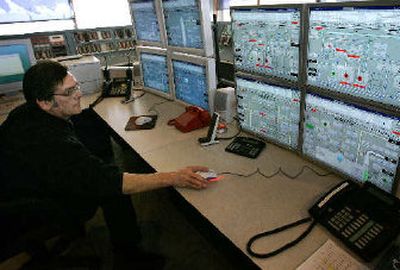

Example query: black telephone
[102,67,132,100]
[225,136,265,158]
[310,180,400,261]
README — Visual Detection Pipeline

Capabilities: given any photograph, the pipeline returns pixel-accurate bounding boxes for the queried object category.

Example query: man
[0,60,209,268]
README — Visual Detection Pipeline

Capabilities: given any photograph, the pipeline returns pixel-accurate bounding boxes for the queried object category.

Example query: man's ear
[36,99,53,112]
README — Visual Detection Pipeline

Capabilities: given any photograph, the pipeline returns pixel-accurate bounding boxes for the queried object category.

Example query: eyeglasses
[53,84,81,97]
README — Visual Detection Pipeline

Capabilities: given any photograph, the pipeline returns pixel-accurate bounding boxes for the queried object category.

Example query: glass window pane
[73,0,132,29]
[0,20,74,36]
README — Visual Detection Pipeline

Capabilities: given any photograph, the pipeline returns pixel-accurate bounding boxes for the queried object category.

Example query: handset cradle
[198,112,220,146]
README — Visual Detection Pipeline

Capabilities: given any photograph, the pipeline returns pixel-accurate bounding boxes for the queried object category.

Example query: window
[0,0,74,35]
[72,0,132,29]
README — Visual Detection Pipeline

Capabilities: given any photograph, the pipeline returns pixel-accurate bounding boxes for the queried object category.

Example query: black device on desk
[225,136,265,158]
[309,180,400,261]
[102,66,132,100]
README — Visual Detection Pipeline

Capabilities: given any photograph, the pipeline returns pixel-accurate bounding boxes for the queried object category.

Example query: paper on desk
[296,239,369,270]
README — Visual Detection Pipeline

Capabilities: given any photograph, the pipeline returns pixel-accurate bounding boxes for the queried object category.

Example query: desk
[93,93,380,270]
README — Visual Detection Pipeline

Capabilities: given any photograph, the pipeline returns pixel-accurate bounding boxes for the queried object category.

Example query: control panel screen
[172,60,209,109]
[236,77,301,149]
[130,0,161,42]
[308,6,400,107]
[303,94,400,193]
[162,0,203,49]
[141,53,169,94]
[231,8,300,81]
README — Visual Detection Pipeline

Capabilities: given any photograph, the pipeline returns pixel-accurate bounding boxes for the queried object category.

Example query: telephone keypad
[327,206,384,250]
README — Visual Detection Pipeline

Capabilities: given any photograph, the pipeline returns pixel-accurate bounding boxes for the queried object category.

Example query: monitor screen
[172,60,209,110]
[231,8,301,81]
[162,0,203,49]
[308,6,400,107]
[0,39,36,94]
[236,77,301,149]
[140,52,170,94]
[130,0,162,43]
[303,94,400,193]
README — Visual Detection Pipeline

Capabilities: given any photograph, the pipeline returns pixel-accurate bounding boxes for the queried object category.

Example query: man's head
[23,60,82,119]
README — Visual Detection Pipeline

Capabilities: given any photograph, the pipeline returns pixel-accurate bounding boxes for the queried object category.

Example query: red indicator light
[292,98,300,102]
[208,176,224,182]
[249,39,257,42]
[357,76,363,81]
[344,73,349,78]
[335,48,347,53]
[311,108,317,113]
[292,21,299,25]
[348,54,361,59]
[340,81,351,86]
[353,84,366,89]
[392,130,400,136]
[315,26,324,31]
[258,44,265,46]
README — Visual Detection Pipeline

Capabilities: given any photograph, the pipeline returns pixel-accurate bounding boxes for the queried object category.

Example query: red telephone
[168,106,211,133]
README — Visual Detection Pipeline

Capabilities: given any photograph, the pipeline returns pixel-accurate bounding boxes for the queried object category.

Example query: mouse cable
[147,100,173,116]
[219,165,332,180]
[277,165,333,180]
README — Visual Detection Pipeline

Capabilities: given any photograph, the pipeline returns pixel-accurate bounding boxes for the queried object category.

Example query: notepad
[296,239,369,270]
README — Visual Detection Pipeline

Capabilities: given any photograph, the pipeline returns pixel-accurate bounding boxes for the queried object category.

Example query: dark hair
[23,60,68,103]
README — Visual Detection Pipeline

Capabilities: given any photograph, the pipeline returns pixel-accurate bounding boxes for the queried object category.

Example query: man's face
[50,72,82,119]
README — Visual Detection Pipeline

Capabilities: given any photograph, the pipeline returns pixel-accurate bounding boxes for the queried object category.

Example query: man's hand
[171,166,209,189]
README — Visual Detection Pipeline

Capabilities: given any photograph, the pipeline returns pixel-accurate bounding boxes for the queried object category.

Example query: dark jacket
[0,103,123,201]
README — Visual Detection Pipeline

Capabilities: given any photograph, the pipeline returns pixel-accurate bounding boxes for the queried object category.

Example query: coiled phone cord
[246,217,317,259]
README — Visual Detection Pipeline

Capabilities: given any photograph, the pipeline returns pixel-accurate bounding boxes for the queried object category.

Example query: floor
[60,138,239,270]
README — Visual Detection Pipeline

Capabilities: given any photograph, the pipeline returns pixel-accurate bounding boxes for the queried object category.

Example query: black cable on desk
[246,218,316,259]
[218,166,330,259]
[148,100,173,116]
[89,95,104,109]
[219,165,332,180]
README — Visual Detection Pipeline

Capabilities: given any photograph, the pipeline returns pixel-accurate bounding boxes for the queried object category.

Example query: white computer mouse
[135,116,152,126]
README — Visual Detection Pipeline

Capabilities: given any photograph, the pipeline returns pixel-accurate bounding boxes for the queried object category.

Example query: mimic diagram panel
[236,77,300,149]
[130,0,161,42]
[141,53,169,93]
[173,60,208,109]
[308,7,400,107]
[163,0,203,49]
[303,94,400,193]
[231,8,300,81]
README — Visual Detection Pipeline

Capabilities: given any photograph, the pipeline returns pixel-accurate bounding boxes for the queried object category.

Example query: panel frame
[169,51,216,112]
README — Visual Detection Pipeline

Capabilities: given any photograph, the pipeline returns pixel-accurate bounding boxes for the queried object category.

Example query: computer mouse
[135,116,152,126]
[196,170,217,180]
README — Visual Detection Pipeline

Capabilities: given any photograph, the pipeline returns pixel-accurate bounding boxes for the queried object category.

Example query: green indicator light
[306,123,314,129]
[362,171,369,181]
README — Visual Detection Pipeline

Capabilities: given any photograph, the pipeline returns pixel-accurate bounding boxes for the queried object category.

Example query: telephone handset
[309,180,400,261]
